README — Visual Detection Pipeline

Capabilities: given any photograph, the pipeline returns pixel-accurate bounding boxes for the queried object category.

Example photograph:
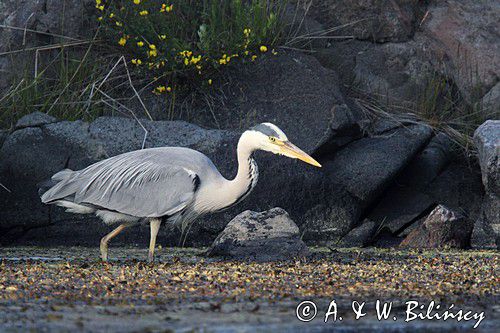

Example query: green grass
[0,44,109,129]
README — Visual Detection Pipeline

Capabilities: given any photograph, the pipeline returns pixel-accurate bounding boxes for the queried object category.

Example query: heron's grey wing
[43,153,200,218]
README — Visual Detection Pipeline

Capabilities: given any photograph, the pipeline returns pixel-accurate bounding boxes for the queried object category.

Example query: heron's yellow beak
[280,141,322,167]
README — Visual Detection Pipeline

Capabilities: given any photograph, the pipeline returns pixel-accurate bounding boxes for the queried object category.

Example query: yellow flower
[109,13,115,18]
[159,35,167,40]
[243,28,251,36]
[251,55,257,61]
[260,45,268,53]
[244,50,249,56]
[116,21,123,27]
[131,59,142,65]
[190,55,201,65]
[219,58,227,65]
[97,16,103,21]
[148,49,157,57]
[155,85,166,93]
[184,58,189,66]
[160,4,173,13]
[95,0,102,4]
[96,5,104,11]
[133,0,141,4]
[118,37,127,46]
[137,41,144,47]
[149,44,156,50]
[166,86,172,92]
[208,79,212,85]
[139,10,149,16]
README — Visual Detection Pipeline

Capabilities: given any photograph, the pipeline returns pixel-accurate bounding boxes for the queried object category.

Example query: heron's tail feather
[51,169,74,181]
[39,169,77,202]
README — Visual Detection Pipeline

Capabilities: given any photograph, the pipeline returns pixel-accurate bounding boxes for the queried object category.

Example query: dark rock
[397,133,456,188]
[315,41,365,87]
[322,123,432,205]
[400,205,473,249]
[207,208,309,261]
[352,40,434,102]
[308,0,424,43]
[423,162,484,220]
[364,132,461,239]
[474,120,500,195]
[332,219,377,247]
[15,112,57,129]
[368,189,435,234]
[313,104,364,156]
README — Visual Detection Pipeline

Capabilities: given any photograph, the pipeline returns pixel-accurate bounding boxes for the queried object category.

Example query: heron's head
[242,122,321,167]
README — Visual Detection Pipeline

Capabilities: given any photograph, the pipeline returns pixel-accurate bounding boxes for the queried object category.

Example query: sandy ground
[0,246,498,332]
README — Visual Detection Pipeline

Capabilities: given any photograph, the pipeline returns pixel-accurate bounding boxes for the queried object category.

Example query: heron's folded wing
[67,155,199,218]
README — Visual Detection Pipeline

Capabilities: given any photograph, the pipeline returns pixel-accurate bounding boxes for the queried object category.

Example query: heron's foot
[100,239,108,262]
[147,250,155,264]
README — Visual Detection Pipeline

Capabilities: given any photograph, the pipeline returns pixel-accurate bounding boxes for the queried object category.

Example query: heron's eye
[269,136,276,143]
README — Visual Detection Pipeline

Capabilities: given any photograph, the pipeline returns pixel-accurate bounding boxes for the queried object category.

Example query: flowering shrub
[96,0,287,94]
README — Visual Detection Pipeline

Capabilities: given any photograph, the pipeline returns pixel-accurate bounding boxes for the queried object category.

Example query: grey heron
[40,123,321,262]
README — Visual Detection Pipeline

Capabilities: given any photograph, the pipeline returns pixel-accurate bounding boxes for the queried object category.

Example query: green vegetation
[0,0,291,129]
[96,0,288,94]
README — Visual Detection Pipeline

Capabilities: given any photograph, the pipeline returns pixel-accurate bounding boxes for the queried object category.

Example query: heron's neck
[217,133,259,210]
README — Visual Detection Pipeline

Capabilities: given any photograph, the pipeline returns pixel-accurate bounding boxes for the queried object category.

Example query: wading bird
[40,123,321,262]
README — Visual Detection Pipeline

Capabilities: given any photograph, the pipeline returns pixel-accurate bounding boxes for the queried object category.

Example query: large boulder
[365,133,455,235]
[474,120,500,195]
[472,120,500,248]
[321,122,433,205]
[207,208,309,261]
[400,205,473,249]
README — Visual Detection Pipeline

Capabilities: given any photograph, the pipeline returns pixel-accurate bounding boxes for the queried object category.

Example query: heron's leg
[100,223,129,262]
[148,218,162,263]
